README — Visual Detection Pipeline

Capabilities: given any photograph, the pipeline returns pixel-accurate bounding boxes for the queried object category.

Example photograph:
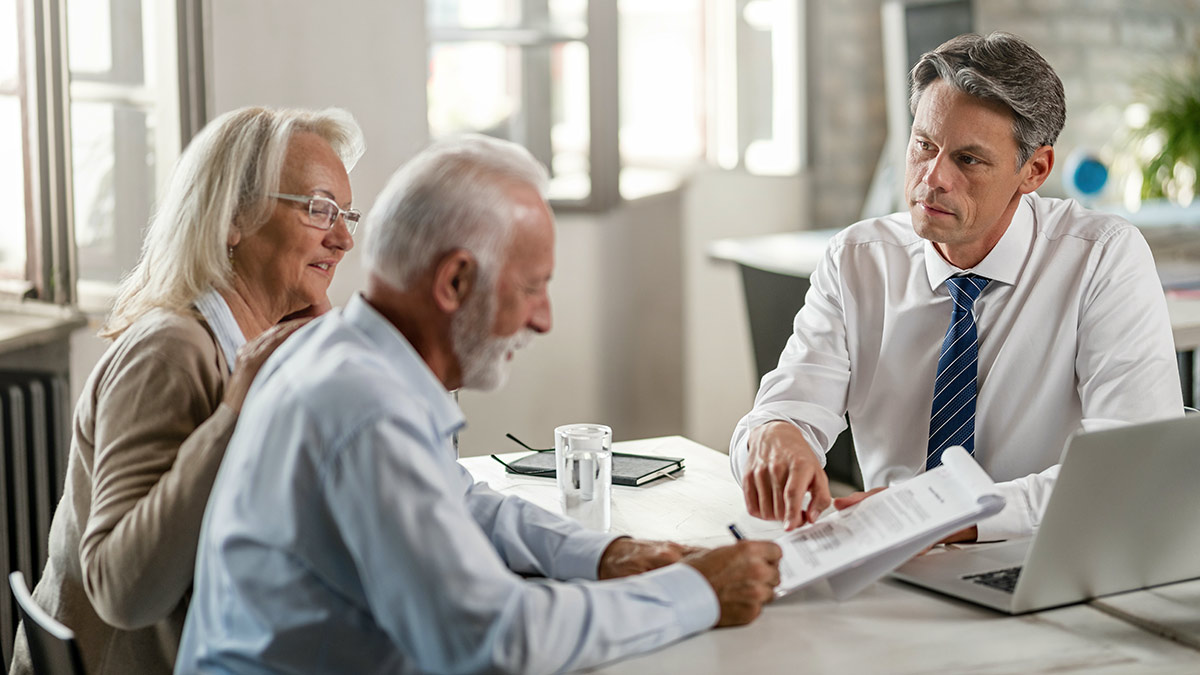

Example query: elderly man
[732,32,1182,541]
[175,135,781,674]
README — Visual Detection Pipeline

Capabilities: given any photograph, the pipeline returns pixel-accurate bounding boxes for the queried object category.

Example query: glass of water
[554,423,612,531]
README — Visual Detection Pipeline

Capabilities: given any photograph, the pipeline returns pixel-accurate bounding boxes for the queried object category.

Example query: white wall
[682,169,810,451]
[208,0,430,304]
[457,188,687,453]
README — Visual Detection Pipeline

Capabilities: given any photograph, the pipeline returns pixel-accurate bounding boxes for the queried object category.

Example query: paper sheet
[774,447,1005,599]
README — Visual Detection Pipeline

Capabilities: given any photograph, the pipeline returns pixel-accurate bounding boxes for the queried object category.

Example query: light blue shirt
[193,288,245,374]
[176,294,718,674]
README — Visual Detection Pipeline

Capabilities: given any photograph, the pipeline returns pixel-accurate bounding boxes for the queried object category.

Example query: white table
[1089,578,1200,652]
[461,437,1200,674]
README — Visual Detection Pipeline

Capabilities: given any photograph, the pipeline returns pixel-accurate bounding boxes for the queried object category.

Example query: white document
[775,447,1005,601]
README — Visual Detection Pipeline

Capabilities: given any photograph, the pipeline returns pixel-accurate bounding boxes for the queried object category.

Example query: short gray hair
[363,134,549,292]
[103,106,365,338]
[910,32,1065,168]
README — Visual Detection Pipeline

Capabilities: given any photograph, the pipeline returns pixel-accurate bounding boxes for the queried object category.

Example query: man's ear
[432,249,476,313]
[1019,145,1055,194]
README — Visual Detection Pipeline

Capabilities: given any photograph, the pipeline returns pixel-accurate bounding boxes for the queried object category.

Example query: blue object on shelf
[1064,149,1108,200]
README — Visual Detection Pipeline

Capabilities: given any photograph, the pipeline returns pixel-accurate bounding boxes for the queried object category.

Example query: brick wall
[808,0,888,229]
[805,0,1200,228]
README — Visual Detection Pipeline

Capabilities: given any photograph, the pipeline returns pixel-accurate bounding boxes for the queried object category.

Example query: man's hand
[939,525,977,545]
[831,486,886,511]
[598,538,701,579]
[684,541,782,627]
[743,421,831,530]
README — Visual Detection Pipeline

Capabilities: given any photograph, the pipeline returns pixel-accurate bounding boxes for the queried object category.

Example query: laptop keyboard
[962,566,1023,593]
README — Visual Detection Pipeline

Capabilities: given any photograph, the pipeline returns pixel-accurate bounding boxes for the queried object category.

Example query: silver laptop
[892,414,1200,614]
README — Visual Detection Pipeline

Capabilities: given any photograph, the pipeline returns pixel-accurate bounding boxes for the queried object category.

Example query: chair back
[8,572,85,675]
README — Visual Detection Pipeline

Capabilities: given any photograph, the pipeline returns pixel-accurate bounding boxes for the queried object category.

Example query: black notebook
[502,451,684,486]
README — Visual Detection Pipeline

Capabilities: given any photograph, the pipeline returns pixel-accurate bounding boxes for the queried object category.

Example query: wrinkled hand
[223,318,312,412]
[684,541,782,627]
[598,538,702,579]
[743,421,831,530]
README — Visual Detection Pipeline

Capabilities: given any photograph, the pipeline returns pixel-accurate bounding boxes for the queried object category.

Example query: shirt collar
[194,288,246,374]
[343,293,466,440]
[923,193,1034,291]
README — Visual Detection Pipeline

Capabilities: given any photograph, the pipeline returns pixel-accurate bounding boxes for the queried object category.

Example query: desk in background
[460,436,1200,674]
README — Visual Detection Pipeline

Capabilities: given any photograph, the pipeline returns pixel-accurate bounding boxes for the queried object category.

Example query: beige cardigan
[10,309,237,674]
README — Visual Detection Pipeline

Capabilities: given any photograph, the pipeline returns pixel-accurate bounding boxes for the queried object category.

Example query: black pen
[728,523,746,540]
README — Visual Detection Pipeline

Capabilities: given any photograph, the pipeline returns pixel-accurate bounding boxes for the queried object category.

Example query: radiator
[1,371,70,667]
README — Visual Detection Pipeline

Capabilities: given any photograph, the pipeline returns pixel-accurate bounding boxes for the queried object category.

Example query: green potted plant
[1136,55,1200,206]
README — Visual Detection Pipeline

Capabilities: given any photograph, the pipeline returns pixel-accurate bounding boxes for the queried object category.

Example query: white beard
[451,285,534,391]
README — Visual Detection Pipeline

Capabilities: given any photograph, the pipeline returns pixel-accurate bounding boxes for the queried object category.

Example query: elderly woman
[9,106,364,674]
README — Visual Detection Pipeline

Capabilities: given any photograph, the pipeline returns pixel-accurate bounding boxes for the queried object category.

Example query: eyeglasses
[489,433,555,477]
[269,192,361,235]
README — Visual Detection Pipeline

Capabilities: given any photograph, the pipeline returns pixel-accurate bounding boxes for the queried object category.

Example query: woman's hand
[223,318,312,412]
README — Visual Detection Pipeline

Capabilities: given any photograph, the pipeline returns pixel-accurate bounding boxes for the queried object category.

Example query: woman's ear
[227,226,242,249]
[432,249,476,313]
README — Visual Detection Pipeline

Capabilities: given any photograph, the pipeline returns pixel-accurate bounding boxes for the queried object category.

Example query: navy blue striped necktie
[927,274,990,470]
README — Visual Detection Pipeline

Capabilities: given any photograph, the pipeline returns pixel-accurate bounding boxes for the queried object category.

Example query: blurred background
[3,0,1199,457]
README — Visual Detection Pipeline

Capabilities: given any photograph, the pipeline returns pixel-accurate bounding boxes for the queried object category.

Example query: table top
[460,437,1200,673]
[461,436,779,547]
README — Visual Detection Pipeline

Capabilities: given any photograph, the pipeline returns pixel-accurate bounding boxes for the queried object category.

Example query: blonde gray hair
[363,134,549,294]
[102,106,364,338]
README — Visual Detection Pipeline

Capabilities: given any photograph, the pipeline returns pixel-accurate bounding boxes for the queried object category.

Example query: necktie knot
[945,274,989,307]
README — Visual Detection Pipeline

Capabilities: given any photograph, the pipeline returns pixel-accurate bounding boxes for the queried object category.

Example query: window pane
[739,0,801,175]
[69,0,150,87]
[0,0,18,85]
[140,0,159,90]
[550,41,589,200]
[428,40,590,202]
[428,42,516,137]
[72,100,155,283]
[618,0,704,168]
[67,0,113,75]
[428,0,586,29]
[68,0,165,290]
[0,95,25,280]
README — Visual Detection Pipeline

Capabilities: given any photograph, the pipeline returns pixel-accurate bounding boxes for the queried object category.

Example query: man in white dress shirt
[178,135,781,674]
[730,32,1182,542]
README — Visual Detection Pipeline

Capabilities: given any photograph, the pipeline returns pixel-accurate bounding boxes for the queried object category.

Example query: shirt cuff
[975,479,1034,542]
[643,563,721,633]
[554,529,624,581]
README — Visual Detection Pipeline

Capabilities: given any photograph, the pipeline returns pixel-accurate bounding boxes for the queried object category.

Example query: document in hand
[774,447,1005,601]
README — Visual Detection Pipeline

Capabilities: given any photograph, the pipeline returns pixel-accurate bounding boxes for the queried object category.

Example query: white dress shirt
[177,294,718,675]
[731,193,1183,540]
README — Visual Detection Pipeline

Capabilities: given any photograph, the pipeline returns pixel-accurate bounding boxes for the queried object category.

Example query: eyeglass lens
[307,196,361,234]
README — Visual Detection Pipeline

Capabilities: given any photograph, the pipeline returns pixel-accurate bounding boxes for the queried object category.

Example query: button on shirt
[731,193,1183,540]
[176,294,718,675]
